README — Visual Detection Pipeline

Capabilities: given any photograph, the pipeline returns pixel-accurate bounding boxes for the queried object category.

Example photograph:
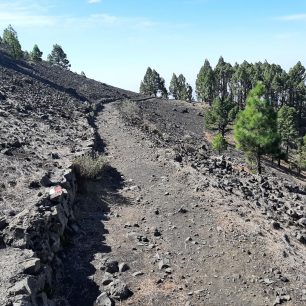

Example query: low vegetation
[0,25,71,69]
[73,153,109,180]
[47,44,71,69]
[1,24,306,174]
[212,133,227,154]
[139,67,168,98]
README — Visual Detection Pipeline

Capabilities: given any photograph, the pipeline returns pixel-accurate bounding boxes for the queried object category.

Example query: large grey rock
[102,272,114,286]
[21,258,41,275]
[104,260,119,274]
[95,292,113,306]
[0,216,8,230]
[118,262,129,272]
[298,217,306,227]
[105,279,132,300]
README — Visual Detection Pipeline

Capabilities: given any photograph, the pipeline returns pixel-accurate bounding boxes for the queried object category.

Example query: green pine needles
[234,83,280,174]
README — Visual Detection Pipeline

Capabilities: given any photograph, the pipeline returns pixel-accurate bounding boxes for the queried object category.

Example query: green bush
[212,133,227,154]
[73,153,108,180]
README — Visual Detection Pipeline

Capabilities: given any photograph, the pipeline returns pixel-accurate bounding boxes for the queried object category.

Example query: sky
[0,0,306,92]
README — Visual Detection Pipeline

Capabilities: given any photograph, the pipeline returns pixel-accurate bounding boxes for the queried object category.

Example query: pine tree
[168,74,192,101]
[177,74,188,100]
[2,25,22,59]
[234,83,280,174]
[287,62,306,119]
[214,56,233,102]
[139,67,167,97]
[30,44,43,61]
[205,97,237,137]
[230,61,253,109]
[169,73,179,99]
[47,44,71,69]
[196,59,215,104]
[292,136,306,174]
[277,105,298,159]
[186,83,193,102]
[212,133,227,154]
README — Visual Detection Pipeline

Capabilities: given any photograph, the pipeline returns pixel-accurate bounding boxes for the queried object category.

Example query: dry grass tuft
[72,153,108,180]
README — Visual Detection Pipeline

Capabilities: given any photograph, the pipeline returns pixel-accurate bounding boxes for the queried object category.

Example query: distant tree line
[196,56,306,119]
[197,57,306,174]
[139,67,193,101]
[0,25,71,69]
[139,57,306,174]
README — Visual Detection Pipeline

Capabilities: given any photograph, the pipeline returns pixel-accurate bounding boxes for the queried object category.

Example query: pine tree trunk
[257,152,262,174]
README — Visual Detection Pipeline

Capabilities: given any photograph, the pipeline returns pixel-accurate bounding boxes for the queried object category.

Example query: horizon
[0,0,305,93]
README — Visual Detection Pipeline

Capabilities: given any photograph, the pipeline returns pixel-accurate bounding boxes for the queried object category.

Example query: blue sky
[0,0,305,92]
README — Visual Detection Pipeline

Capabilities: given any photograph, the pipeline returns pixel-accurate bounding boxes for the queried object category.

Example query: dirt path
[55,102,303,306]
[94,102,300,306]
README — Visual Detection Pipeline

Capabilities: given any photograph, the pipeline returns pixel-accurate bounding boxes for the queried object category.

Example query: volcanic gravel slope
[1,47,306,306]
[0,48,138,215]
[53,100,305,306]
[0,48,139,304]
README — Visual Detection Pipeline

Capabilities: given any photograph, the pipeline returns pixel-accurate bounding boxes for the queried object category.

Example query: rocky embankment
[0,48,138,305]
[1,47,305,306]
[119,98,306,248]
[114,98,306,304]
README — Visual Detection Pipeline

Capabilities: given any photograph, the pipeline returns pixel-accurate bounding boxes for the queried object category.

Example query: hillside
[0,50,305,306]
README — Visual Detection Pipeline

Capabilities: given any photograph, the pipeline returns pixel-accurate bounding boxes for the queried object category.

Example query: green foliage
[30,44,43,61]
[234,83,280,174]
[2,25,22,59]
[196,59,215,103]
[214,56,233,102]
[230,61,253,108]
[205,97,237,136]
[277,105,298,159]
[73,154,108,180]
[47,44,71,69]
[186,83,193,102]
[212,134,227,154]
[292,136,306,174]
[169,73,179,99]
[139,67,168,97]
[169,73,193,101]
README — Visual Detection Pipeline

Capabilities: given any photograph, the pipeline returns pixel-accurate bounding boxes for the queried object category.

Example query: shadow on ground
[54,166,130,306]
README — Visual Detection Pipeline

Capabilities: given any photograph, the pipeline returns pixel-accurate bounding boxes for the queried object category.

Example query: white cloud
[0,12,56,27]
[88,0,101,4]
[0,1,56,27]
[65,13,160,30]
[278,14,306,21]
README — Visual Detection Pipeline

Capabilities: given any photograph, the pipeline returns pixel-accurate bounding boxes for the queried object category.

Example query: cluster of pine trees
[198,57,306,174]
[139,57,306,174]
[196,56,306,119]
[139,67,193,101]
[0,25,70,69]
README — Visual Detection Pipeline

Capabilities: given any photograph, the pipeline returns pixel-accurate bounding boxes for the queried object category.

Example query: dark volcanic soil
[1,48,305,306]
[53,101,305,306]
[0,48,139,305]
[0,48,138,216]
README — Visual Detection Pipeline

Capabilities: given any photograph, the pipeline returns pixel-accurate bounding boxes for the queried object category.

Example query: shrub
[212,133,227,154]
[30,44,43,61]
[72,153,108,180]
[3,25,22,59]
